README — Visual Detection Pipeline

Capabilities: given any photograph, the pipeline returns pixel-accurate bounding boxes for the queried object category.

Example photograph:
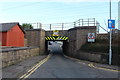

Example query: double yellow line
[18,54,52,80]
[64,54,120,72]
[88,63,120,72]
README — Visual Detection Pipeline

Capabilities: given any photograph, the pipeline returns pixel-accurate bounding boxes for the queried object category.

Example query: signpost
[108,19,115,65]
[88,33,95,42]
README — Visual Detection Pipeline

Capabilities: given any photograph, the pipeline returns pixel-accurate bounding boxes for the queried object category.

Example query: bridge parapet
[24,18,99,34]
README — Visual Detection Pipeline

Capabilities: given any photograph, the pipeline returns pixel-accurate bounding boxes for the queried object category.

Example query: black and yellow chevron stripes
[45,36,68,40]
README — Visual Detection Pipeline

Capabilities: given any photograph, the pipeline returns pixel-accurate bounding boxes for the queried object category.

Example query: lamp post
[109,0,112,65]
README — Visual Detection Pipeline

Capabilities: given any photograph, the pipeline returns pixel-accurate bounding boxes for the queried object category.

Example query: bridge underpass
[45,36,68,55]
[47,41,63,54]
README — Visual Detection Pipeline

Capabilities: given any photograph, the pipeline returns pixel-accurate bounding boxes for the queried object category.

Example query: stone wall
[25,29,45,47]
[2,47,40,68]
[39,29,46,54]
[76,26,96,51]
[77,51,108,63]
[97,31,120,44]
[97,33,108,39]
[65,29,77,57]
[25,29,45,54]
[65,26,96,57]
[24,38,28,47]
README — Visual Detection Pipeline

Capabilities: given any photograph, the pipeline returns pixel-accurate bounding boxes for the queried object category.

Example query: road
[25,42,118,78]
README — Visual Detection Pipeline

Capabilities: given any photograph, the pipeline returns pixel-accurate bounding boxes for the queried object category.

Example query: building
[0,22,25,47]
[118,1,120,30]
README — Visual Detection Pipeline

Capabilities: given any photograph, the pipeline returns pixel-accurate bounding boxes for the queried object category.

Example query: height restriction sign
[52,30,59,36]
[88,33,95,42]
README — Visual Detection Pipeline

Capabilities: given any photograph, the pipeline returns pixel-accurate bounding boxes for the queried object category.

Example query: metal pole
[40,23,42,29]
[82,19,83,26]
[74,22,76,27]
[88,18,89,26]
[50,24,51,31]
[94,18,95,26]
[62,23,64,30]
[37,23,38,29]
[79,19,80,26]
[110,0,111,19]
[109,0,112,65]
[96,21,100,34]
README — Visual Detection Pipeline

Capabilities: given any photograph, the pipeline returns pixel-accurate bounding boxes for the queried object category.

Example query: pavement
[2,55,47,78]
[94,63,119,71]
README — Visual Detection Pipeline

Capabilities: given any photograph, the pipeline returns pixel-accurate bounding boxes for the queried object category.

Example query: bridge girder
[45,36,68,41]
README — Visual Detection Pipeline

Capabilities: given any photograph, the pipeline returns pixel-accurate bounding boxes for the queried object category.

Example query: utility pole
[109,0,112,65]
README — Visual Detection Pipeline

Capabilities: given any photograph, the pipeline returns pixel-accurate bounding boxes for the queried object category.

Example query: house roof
[0,22,25,34]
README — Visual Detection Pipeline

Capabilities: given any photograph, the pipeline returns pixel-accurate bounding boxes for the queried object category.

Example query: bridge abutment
[25,29,46,55]
[64,26,96,58]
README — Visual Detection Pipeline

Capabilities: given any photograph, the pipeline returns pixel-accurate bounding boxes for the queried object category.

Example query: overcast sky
[0,0,119,33]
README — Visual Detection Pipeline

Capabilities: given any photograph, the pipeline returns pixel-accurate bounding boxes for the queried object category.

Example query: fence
[23,18,100,33]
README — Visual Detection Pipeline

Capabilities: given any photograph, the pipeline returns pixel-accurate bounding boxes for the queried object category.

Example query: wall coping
[1,47,39,52]
[25,29,45,31]
[68,26,96,31]
[78,51,107,55]
[45,30,68,32]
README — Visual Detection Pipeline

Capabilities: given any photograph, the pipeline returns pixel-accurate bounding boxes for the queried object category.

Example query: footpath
[2,55,47,78]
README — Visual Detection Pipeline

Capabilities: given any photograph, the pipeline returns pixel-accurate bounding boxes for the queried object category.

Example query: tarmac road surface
[26,42,118,78]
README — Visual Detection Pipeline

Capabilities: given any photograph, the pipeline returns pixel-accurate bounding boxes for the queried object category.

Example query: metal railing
[74,18,96,27]
[42,22,74,31]
[23,18,100,33]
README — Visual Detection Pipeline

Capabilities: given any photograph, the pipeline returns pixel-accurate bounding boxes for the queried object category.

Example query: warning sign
[52,30,59,36]
[88,33,95,42]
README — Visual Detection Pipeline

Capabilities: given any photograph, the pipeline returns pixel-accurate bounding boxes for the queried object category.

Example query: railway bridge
[25,18,98,56]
